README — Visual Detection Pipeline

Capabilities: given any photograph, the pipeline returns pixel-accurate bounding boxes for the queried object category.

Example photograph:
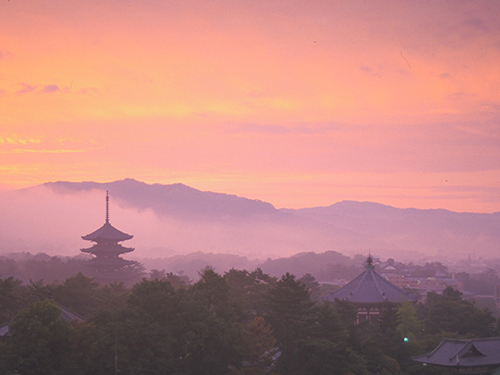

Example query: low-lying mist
[0,185,346,261]
[1,180,499,265]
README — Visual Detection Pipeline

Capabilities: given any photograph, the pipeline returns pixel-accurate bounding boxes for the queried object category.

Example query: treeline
[0,253,93,283]
[0,253,146,284]
[5,251,500,296]
[0,269,498,375]
[0,251,361,284]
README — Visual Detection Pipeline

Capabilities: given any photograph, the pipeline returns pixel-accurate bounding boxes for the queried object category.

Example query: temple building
[412,337,500,374]
[324,256,417,323]
[0,302,84,338]
[81,192,141,283]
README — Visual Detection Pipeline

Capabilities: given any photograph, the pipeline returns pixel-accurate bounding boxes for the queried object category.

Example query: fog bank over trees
[1,179,499,262]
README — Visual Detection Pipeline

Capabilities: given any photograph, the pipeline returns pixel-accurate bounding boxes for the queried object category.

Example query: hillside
[283,201,500,259]
[0,179,498,261]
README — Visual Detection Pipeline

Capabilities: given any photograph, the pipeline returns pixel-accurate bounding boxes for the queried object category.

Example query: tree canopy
[0,270,498,375]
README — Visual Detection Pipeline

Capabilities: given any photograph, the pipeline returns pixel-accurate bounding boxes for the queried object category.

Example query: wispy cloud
[78,87,99,95]
[41,84,60,93]
[478,100,500,112]
[432,185,500,194]
[462,17,490,33]
[10,149,85,154]
[17,83,37,94]
[0,136,41,145]
[228,122,350,136]
[359,65,381,78]
[16,83,61,94]
[0,135,92,154]
[230,123,291,135]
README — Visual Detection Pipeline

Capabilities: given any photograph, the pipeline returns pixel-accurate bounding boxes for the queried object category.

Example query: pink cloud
[17,83,37,94]
[41,84,60,93]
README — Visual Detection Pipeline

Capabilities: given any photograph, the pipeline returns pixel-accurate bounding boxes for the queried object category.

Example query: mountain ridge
[43,178,279,220]
[2,179,498,260]
[43,179,499,215]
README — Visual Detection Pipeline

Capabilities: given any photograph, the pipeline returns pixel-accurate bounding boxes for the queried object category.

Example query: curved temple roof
[81,191,133,242]
[82,221,133,242]
[86,257,135,267]
[412,337,500,368]
[0,303,84,337]
[81,243,134,255]
[324,258,417,304]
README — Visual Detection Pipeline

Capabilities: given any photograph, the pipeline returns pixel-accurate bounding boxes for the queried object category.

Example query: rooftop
[82,221,133,242]
[324,257,417,304]
[81,192,133,243]
[0,302,84,337]
[412,337,500,368]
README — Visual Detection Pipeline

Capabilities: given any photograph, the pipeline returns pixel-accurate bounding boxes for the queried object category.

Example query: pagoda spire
[81,191,137,282]
[106,191,109,223]
[366,254,374,270]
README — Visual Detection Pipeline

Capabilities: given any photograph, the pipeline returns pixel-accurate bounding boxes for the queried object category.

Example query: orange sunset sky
[1,0,500,212]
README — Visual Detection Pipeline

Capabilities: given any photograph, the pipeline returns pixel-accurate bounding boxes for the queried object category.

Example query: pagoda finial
[105,191,109,223]
[366,255,374,270]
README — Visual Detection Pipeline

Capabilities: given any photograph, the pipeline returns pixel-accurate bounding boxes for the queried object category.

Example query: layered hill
[0,179,498,261]
[283,202,500,260]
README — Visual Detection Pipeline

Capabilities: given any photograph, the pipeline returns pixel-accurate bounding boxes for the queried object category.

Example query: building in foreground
[324,256,417,322]
[0,302,84,338]
[81,192,142,283]
[412,337,500,375]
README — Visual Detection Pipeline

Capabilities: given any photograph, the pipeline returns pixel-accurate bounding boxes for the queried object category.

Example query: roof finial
[105,191,109,223]
[366,254,374,270]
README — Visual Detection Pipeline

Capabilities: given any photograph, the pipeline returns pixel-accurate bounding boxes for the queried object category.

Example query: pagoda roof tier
[82,222,133,242]
[412,337,500,368]
[89,270,140,282]
[325,257,417,304]
[81,244,135,255]
[86,257,136,267]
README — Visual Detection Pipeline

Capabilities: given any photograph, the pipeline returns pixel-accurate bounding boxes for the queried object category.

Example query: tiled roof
[81,244,135,255]
[0,303,84,337]
[412,337,500,367]
[86,257,135,267]
[58,303,84,323]
[0,323,9,337]
[82,222,133,242]
[324,263,417,304]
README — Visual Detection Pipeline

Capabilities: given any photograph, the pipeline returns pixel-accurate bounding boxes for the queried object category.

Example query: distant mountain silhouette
[45,179,277,220]
[283,201,500,259]
[40,179,367,258]
[258,250,354,279]
[6,179,498,261]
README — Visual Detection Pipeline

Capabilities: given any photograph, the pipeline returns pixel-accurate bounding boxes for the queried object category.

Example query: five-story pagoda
[81,191,136,282]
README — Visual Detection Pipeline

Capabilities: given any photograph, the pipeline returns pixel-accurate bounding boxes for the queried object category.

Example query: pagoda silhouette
[81,191,141,282]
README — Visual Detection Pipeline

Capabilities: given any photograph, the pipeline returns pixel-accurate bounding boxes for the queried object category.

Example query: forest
[0,266,498,375]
